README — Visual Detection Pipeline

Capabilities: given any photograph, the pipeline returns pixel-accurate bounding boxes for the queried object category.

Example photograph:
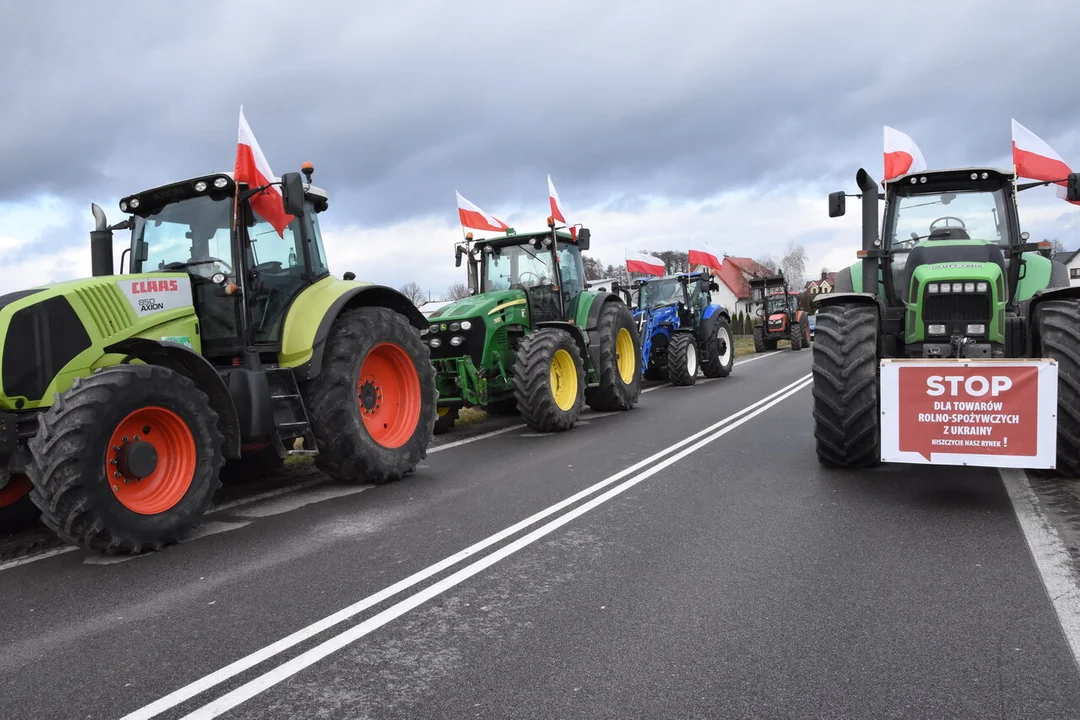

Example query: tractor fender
[697,305,730,343]
[536,320,593,369]
[813,291,882,317]
[103,338,241,459]
[1029,285,1080,327]
[293,285,427,382]
[583,292,621,330]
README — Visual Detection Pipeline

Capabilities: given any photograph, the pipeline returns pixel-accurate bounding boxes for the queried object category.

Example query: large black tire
[434,405,459,435]
[666,332,699,386]
[219,444,285,484]
[811,303,881,468]
[701,317,735,379]
[301,306,436,484]
[585,300,642,411]
[790,319,804,351]
[26,365,224,554]
[512,328,585,432]
[1035,299,1080,476]
[752,324,766,353]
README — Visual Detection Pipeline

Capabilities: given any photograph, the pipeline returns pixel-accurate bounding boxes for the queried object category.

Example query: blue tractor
[615,271,735,386]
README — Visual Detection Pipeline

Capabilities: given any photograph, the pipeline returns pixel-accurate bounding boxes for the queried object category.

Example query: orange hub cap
[357,342,422,449]
[105,406,197,515]
[0,474,30,507]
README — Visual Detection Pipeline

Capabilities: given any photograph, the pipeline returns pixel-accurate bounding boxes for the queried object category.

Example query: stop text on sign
[925,375,1012,397]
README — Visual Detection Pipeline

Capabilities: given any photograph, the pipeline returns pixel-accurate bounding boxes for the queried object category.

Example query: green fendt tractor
[429,217,642,434]
[0,164,436,553]
[814,165,1080,474]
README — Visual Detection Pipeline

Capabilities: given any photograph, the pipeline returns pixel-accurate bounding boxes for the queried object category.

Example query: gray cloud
[3,0,1080,249]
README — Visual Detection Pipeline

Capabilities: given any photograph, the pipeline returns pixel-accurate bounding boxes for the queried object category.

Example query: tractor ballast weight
[813,164,1080,474]
[0,163,437,553]
[428,219,642,434]
[748,271,810,352]
[625,271,735,386]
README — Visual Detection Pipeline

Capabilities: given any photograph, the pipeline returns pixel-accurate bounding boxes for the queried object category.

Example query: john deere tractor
[749,272,810,352]
[814,165,1080,474]
[429,218,641,434]
[621,272,735,386]
[0,164,436,553]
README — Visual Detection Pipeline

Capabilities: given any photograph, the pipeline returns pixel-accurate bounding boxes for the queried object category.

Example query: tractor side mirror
[1067,173,1080,203]
[135,240,149,264]
[281,172,306,217]
[455,245,465,268]
[709,280,719,292]
[577,227,591,250]
[828,191,846,218]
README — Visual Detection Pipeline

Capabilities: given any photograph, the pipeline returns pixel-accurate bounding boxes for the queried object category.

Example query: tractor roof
[120,171,329,217]
[472,228,580,251]
[885,166,1017,191]
[634,270,711,285]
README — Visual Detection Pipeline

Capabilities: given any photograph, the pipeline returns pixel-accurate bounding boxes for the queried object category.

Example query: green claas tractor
[814,165,1080,474]
[428,217,642,434]
[748,271,810,352]
[0,163,436,553]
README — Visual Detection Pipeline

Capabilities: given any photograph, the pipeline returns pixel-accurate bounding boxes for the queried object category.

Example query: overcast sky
[2,0,1079,298]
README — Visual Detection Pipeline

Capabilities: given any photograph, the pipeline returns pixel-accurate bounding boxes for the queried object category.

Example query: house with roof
[1054,250,1080,287]
[687,255,775,317]
[805,270,837,294]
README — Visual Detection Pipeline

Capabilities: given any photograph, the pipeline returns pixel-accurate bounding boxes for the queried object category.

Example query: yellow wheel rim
[615,327,635,384]
[550,348,578,412]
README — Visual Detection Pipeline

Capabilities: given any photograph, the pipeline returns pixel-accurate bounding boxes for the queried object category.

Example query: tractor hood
[427,289,528,323]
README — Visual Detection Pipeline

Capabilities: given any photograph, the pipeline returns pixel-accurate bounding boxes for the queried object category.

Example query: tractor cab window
[887,189,1009,249]
[639,278,682,308]
[244,202,309,345]
[686,278,709,313]
[766,294,790,314]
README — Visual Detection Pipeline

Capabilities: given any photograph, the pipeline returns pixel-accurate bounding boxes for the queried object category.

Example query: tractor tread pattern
[585,300,642,411]
[513,328,584,432]
[1036,300,1080,476]
[26,364,223,555]
[667,333,697,386]
[790,320,804,351]
[701,317,735,378]
[811,303,881,468]
[752,324,766,353]
[300,306,436,484]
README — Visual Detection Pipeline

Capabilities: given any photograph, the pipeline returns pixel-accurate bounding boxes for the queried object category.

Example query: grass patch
[456,406,487,427]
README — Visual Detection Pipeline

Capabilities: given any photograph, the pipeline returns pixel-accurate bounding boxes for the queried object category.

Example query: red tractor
[749,272,810,352]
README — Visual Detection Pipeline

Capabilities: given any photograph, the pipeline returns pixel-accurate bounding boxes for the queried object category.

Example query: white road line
[429,424,527,453]
[233,486,371,519]
[119,372,811,720]
[178,376,814,719]
[641,350,783,393]
[1000,468,1080,669]
[210,477,327,513]
[0,545,76,572]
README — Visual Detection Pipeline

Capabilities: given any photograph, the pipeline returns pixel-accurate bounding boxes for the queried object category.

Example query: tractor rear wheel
[585,300,642,411]
[27,365,224,554]
[301,306,436,484]
[667,332,699,386]
[1035,299,1080,476]
[790,319,804,351]
[434,405,459,434]
[752,324,766,353]
[811,303,880,468]
[513,328,585,432]
[701,317,735,378]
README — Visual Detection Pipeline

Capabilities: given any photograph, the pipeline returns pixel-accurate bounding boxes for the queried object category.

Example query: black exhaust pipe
[856,168,879,295]
[90,203,114,277]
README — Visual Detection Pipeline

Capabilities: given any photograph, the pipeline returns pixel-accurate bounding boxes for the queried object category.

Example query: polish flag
[1012,118,1078,205]
[883,125,928,182]
[234,106,293,237]
[625,249,665,276]
[547,174,577,240]
[688,241,723,273]
[456,192,510,232]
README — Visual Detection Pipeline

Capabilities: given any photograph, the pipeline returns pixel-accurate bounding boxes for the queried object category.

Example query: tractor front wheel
[27,365,224,554]
[301,306,436,484]
[513,328,585,432]
[790,319,804,351]
[701,317,735,378]
[667,332,699,386]
[585,300,642,411]
[752,324,766,353]
[811,303,880,468]
[1035,299,1080,476]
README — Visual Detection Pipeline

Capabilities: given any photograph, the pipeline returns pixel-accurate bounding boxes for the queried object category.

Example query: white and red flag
[235,106,294,237]
[456,192,510,232]
[547,174,577,239]
[688,241,723,273]
[883,125,928,182]
[625,249,665,276]
[1011,118,1078,205]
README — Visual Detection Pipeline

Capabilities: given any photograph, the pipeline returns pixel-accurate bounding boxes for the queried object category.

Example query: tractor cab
[108,168,331,361]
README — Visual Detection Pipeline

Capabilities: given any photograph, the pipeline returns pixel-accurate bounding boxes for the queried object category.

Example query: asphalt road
[2,348,1079,719]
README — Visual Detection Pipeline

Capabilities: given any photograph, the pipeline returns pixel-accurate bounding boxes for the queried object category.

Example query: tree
[1045,238,1065,254]
[654,250,689,274]
[754,253,779,274]
[582,253,605,280]
[603,264,631,284]
[399,281,425,306]
[446,282,470,301]
[779,240,807,288]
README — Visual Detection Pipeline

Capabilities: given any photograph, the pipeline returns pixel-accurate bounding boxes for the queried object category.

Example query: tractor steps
[266,368,318,457]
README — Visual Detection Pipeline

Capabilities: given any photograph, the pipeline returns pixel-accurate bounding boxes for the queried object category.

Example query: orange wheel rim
[0,474,30,507]
[105,406,196,515]
[357,342,422,449]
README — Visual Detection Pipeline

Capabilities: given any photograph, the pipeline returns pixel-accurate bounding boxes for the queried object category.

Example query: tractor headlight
[120,201,128,212]
[450,322,460,332]
[429,324,439,334]
[430,338,442,348]
[963,282,975,293]
[951,282,963,293]
[976,282,988,292]
[927,283,939,293]
[460,320,472,330]
[194,181,208,192]
[928,324,946,335]
[129,198,140,209]
[966,324,986,335]
[214,177,229,189]
[450,336,464,347]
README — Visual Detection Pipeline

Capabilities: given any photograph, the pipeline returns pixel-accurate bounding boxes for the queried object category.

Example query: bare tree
[446,282,470,301]
[399,281,425,306]
[654,250,689,274]
[754,254,780,274]
[1045,238,1065,254]
[582,254,605,280]
[779,240,807,287]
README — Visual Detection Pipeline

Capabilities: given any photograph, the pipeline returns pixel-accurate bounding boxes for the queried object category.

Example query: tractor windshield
[131,195,234,277]
[886,188,1010,249]
[482,242,584,294]
[638,278,682,308]
[766,294,790,314]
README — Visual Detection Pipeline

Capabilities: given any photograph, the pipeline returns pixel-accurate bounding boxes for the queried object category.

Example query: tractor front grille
[923,293,991,324]
[427,317,486,368]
